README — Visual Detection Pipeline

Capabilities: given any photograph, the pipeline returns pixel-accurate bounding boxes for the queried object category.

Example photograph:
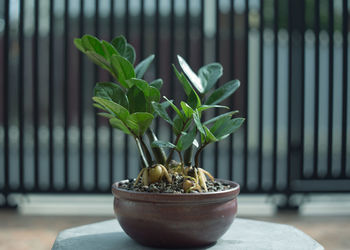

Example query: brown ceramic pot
[112,179,240,248]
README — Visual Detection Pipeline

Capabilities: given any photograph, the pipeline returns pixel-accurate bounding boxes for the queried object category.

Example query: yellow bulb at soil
[134,164,172,186]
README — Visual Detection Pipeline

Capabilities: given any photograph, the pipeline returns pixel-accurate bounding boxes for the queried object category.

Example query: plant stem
[177,150,183,165]
[139,136,153,166]
[146,128,166,164]
[135,137,150,168]
[194,142,209,168]
[183,146,193,166]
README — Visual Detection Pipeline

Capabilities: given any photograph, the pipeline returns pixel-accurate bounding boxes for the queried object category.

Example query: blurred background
[0,0,349,249]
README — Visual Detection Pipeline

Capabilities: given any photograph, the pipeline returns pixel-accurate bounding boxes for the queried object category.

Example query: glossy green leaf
[172,65,201,109]
[125,44,136,64]
[73,38,85,53]
[212,118,245,140]
[177,55,204,93]
[193,111,205,135]
[110,54,135,88]
[163,96,185,121]
[135,54,155,78]
[92,97,129,121]
[93,103,107,111]
[203,111,239,125]
[150,79,163,90]
[173,115,184,135]
[109,118,131,134]
[205,79,240,105]
[197,104,229,113]
[127,78,161,105]
[203,125,217,143]
[151,101,173,125]
[198,63,223,93]
[127,86,147,113]
[97,112,115,119]
[126,112,154,136]
[177,128,197,151]
[101,40,119,60]
[82,35,105,58]
[180,101,194,119]
[94,82,128,108]
[151,140,176,149]
[111,36,127,55]
[210,116,231,135]
[85,51,110,71]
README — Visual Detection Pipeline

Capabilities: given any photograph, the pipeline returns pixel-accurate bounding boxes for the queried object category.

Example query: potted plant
[74,34,244,248]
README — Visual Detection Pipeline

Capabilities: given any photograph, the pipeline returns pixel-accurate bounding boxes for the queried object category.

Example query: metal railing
[0,0,349,208]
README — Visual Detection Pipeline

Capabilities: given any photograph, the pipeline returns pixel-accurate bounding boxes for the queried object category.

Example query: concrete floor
[0,210,349,250]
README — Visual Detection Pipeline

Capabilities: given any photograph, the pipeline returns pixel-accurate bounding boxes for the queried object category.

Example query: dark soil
[119,174,231,193]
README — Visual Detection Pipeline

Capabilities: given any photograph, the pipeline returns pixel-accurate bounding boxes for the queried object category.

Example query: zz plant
[74,34,244,193]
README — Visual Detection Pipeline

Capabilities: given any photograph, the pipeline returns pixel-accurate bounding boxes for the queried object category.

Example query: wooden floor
[0,210,349,250]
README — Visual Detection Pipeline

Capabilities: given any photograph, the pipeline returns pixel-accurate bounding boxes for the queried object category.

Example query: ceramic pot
[112,179,240,248]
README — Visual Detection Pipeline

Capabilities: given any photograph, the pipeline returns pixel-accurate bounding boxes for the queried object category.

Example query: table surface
[52,218,324,250]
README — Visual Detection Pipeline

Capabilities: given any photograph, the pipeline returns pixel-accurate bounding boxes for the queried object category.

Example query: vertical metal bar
[79,0,85,190]
[49,0,54,189]
[155,0,160,134]
[33,0,39,190]
[229,0,235,180]
[272,0,278,191]
[327,0,334,177]
[64,0,69,189]
[140,0,145,59]
[94,0,100,188]
[199,0,205,169]
[258,0,264,190]
[3,0,9,192]
[287,0,292,189]
[109,0,115,185]
[341,0,348,176]
[185,0,190,60]
[19,0,25,191]
[169,0,175,142]
[243,0,249,190]
[214,0,220,177]
[124,0,129,178]
[313,0,320,178]
[301,0,306,179]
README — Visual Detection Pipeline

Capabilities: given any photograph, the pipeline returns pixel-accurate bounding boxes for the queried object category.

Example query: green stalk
[135,137,150,168]
[183,146,193,166]
[146,128,166,164]
[194,142,209,168]
[139,136,153,166]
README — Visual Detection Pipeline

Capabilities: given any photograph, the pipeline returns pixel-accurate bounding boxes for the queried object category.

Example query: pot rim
[112,179,240,204]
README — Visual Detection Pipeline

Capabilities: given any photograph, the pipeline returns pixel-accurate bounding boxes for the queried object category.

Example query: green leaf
[150,79,163,90]
[127,86,147,113]
[101,40,119,60]
[163,96,185,121]
[86,51,111,71]
[151,140,176,149]
[173,115,184,135]
[198,63,223,93]
[172,64,201,109]
[210,116,231,135]
[109,118,131,134]
[111,36,127,55]
[97,112,115,119]
[126,112,154,136]
[151,101,173,125]
[110,54,135,88]
[94,82,128,108]
[177,55,204,93]
[125,44,136,64]
[205,79,240,105]
[193,111,205,135]
[93,103,107,111]
[177,128,197,151]
[127,78,161,105]
[82,35,105,58]
[197,104,229,113]
[180,101,194,119]
[203,111,239,125]
[203,125,217,143]
[92,97,129,121]
[212,118,245,140]
[135,54,155,78]
[74,38,85,53]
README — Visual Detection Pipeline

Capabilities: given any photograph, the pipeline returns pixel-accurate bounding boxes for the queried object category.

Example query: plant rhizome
[74,35,244,193]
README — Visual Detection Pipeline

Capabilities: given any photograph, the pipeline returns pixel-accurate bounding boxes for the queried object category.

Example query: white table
[52,218,323,250]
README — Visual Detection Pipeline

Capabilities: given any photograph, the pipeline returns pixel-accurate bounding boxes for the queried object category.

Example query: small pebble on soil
[119,175,231,193]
